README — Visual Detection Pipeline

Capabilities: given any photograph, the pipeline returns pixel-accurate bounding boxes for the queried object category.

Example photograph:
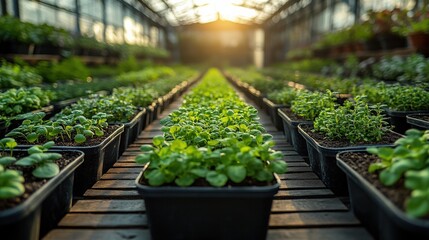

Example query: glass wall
[1,0,168,48]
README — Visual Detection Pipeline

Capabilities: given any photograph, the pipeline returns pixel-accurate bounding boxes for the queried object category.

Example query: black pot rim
[278,108,312,126]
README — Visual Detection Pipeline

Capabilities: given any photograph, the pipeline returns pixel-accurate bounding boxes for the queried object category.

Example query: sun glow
[194,0,259,23]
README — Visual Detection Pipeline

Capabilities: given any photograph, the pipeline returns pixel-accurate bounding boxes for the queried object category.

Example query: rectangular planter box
[117,110,145,156]
[278,108,311,156]
[406,114,429,130]
[385,109,429,134]
[135,167,279,240]
[0,150,84,240]
[262,98,286,131]
[298,124,398,195]
[337,151,429,240]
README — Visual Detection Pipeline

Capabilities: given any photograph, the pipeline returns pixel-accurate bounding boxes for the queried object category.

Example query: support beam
[12,0,19,18]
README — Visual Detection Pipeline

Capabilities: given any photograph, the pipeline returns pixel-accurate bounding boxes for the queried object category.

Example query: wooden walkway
[44,88,373,240]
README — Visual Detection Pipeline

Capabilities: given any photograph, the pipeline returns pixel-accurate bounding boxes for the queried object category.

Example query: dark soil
[339,152,410,211]
[279,108,309,121]
[15,125,120,147]
[0,151,82,211]
[300,124,401,148]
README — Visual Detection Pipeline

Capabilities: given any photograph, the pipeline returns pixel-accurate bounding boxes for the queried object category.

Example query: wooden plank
[92,180,134,189]
[44,229,150,240]
[286,162,308,167]
[120,152,142,156]
[58,213,147,227]
[269,212,361,227]
[272,198,347,212]
[84,189,140,198]
[287,166,313,172]
[275,189,334,198]
[284,155,307,162]
[70,200,144,213]
[267,228,373,240]
[101,173,139,180]
[278,150,299,156]
[107,168,141,174]
[280,180,326,189]
[113,162,143,167]
[279,172,318,180]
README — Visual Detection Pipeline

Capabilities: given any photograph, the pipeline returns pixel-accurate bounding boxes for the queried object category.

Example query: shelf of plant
[42,71,372,240]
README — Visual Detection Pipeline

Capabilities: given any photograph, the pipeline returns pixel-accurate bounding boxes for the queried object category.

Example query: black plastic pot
[117,110,145,156]
[0,150,84,240]
[337,151,429,240]
[406,114,429,130]
[298,124,398,195]
[135,167,279,240]
[278,108,311,156]
[262,98,286,131]
[386,109,429,134]
[19,125,124,196]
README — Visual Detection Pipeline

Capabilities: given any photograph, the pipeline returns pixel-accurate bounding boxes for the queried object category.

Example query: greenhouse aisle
[43,82,373,240]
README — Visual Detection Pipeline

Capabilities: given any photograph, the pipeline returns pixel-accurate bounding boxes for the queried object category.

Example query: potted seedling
[134,69,287,240]
[298,96,401,194]
[0,138,84,239]
[337,129,429,239]
[278,90,336,156]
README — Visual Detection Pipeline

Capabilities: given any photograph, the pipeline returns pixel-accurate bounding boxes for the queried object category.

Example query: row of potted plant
[0,66,201,239]
[134,68,287,240]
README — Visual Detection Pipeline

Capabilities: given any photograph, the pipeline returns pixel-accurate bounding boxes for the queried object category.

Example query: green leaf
[152,135,165,147]
[135,154,151,164]
[147,170,166,186]
[26,133,38,143]
[206,171,228,187]
[190,168,207,177]
[33,162,59,178]
[28,146,43,154]
[0,157,16,166]
[171,139,187,151]
[175,174,195,187]
[207,140,219,146]
[42,141,55,150]
[226,165,246,183]
[379,170,401,186]
[15,156,37,166]
[405,191,429,218]
[74,134,86,144]
[270,160,287,173]
[140,145,154,152]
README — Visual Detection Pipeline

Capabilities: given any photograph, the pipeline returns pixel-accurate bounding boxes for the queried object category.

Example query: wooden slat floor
[44,86,373,240]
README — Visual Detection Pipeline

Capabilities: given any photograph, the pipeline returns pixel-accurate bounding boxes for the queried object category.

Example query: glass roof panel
[143,0,289,26]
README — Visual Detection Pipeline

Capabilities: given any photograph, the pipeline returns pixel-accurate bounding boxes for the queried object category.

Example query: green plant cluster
[267,87,299,106]
[290,90,337,121]
[0,16,72,47]
[35,57,90,83]
[0,87,54,123]
[56,94,137,123]
[113,87,159,109]
[367,129,429,218]
[372,54,429,83]
[116,66,176,86]
[6,111,109,144]
[135,69,287,187]
[355,83,429,111]
[0,139,64,200]
[226,67,285,94]
[0,62,42,89]
[314,96,389,143]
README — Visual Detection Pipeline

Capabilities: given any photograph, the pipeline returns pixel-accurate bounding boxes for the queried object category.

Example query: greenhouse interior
[1,0,429,239]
